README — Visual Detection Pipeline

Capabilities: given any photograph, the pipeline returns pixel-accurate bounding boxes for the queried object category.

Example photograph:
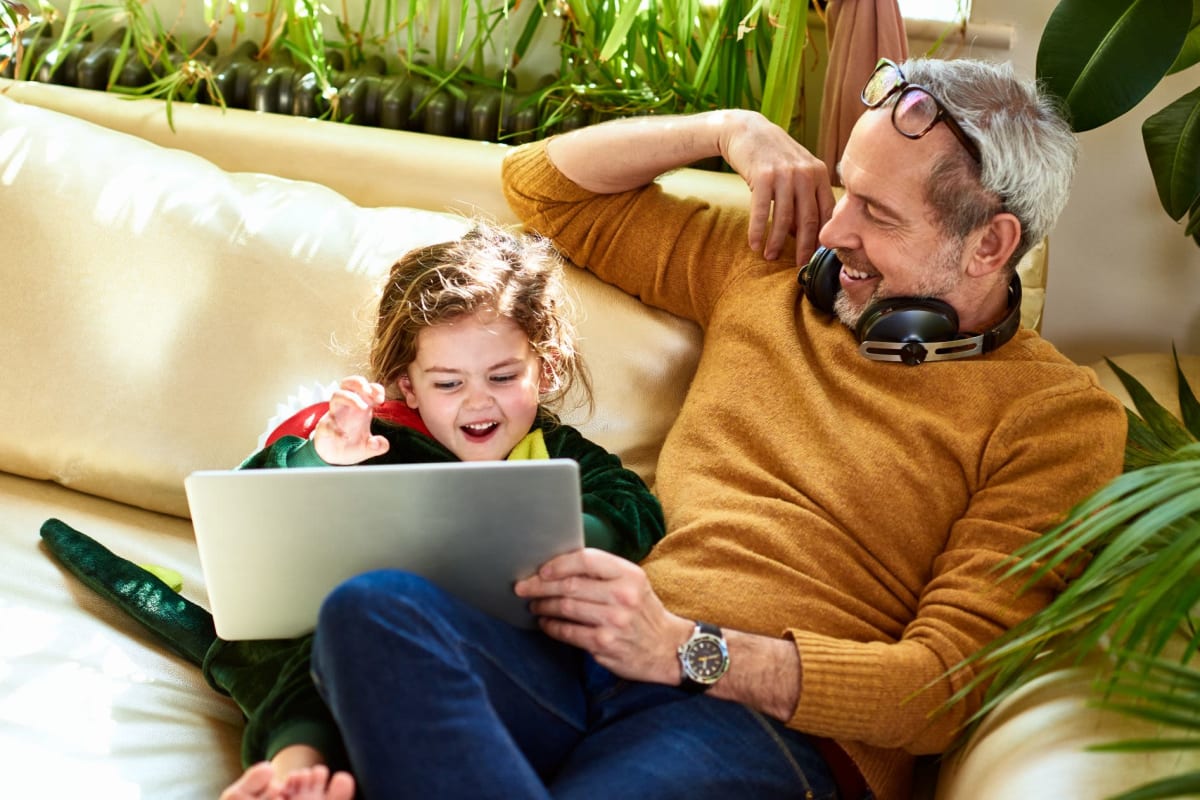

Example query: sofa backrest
[0,92,700,518]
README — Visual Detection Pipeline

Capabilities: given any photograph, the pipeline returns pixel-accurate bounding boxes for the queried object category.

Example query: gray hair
[898,58,1078,271]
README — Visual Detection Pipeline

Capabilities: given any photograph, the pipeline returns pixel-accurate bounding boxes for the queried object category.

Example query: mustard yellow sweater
[502,141,1126,800]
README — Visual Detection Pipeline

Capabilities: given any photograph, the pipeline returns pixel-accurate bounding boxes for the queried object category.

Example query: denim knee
[318,570,440,641]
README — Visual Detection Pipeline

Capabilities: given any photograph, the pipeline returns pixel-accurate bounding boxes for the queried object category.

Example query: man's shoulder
[990,330,1124,415]
[998,329,1088,374]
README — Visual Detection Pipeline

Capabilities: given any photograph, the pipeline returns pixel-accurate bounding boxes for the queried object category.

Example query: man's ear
[398,374,419,409]
[966,211,1022,278]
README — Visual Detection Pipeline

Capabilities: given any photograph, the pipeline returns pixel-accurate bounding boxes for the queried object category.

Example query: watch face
[683,634,728,683]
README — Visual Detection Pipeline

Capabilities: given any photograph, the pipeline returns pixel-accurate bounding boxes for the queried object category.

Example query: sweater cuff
[287,439,331,468]
[786,629,889,736]
[263,718,342,764]
[582,512,618,553]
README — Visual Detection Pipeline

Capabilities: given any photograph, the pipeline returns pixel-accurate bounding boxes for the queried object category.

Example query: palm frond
[1107,356,1198,469]
[1173,345,1200,437]
[1106,774,1200,800]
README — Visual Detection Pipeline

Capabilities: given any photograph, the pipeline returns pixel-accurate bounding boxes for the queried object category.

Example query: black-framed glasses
[861,58,982,165]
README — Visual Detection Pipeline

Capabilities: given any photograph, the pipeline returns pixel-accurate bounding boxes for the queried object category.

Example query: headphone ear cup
[799,247,843,314]
[856,297,960,343]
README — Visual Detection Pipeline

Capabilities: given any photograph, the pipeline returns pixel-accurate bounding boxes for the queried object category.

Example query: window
[896,0,969,22]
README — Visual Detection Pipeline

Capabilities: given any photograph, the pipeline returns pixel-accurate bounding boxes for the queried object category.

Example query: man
[310,58,1126,800]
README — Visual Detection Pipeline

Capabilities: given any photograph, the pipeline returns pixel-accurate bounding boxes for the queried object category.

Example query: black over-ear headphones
[797,246,1022,366]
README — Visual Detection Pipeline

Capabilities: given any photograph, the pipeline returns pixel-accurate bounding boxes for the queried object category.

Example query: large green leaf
[1142,85,1200,221]
[1036,0,1192,131]
[598,0,642,62]
[1167,0,1200,73]
[1110,773,1200,800]
[759,0,808,131]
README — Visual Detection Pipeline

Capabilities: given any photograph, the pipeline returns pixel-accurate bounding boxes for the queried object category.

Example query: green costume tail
[40,517,347,770]
[39,518,217,665]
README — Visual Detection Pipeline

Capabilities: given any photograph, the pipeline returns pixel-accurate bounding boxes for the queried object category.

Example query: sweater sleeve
[238,424,455,471]
[501,140,770,328]
[544,423,665,562]
[238,436,328,469]
[785,381,1126,753]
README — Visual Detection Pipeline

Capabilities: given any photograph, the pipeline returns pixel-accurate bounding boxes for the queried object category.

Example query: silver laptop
[185,459,583,640]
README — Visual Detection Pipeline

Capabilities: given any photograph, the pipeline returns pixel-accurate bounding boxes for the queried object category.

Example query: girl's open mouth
[461,422,499,441]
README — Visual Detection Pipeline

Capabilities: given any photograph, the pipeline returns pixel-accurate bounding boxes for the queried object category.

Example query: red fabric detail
[264,400,430,446]
[812,736,868,799]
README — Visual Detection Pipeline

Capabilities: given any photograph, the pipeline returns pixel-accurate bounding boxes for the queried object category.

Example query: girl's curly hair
[368,223,592,416]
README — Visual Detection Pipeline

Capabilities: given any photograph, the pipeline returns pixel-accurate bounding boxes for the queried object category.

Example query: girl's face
[398,310,545,462]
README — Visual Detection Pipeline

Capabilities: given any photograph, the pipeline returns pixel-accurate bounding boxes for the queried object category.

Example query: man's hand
[517,548,804,720]
[312,376,391,465]
[718,110,835,264]
[514,548,693,685]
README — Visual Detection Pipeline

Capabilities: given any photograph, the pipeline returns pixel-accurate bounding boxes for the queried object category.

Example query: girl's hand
[312,376,391,465]
[514,548,693,686]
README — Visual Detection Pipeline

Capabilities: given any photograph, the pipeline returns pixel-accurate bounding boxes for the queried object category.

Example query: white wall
[968,0,1200,364]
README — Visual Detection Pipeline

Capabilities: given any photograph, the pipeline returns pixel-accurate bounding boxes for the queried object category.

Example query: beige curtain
[817,0,909,184]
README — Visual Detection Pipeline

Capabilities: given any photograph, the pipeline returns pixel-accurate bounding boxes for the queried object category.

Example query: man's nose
[818,196,857,252]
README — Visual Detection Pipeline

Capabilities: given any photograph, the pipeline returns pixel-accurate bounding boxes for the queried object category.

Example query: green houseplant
[0,0,823,147]
[1036,0,1200,246]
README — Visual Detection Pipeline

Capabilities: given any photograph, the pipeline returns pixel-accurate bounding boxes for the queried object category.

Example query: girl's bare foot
[220,762,278,800]
[280,765,356,800]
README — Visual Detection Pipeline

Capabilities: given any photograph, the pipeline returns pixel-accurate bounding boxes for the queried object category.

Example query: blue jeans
[311,570,838,799]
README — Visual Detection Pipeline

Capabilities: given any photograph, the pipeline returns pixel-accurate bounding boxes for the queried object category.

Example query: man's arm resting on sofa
[543,110,835,263]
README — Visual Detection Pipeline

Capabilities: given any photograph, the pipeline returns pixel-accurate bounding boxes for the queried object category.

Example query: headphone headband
[798,247,1022,366]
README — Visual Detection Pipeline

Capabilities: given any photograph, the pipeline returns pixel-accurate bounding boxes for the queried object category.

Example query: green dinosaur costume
[41,411,664,773]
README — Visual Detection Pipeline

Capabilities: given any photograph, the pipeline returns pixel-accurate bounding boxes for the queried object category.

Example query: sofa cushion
[0,95,702,517]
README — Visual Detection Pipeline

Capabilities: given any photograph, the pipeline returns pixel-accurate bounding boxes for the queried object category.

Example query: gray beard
[833,288,873,330]
[832,242,965,332]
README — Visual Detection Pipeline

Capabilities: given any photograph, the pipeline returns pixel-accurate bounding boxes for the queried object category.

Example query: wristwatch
[677,621,730,693]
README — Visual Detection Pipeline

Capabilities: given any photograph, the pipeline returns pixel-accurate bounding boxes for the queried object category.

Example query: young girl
[41,223,664,800]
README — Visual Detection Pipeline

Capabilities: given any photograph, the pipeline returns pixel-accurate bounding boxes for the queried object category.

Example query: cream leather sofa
[0,79,1192,799]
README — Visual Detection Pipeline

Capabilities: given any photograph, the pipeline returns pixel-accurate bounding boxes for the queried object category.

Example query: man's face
[818,108,969,331]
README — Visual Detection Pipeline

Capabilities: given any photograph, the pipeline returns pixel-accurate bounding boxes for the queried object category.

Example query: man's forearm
[545,110,741,194]
[709,628,801,723]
